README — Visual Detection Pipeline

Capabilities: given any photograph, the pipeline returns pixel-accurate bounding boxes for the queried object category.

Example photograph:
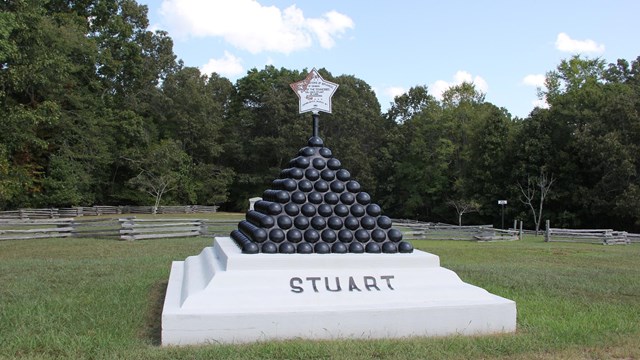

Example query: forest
[1,0,639,231]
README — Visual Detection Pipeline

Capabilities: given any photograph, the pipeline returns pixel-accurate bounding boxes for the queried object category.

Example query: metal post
[501,204,505,230]
[312,113,319,138]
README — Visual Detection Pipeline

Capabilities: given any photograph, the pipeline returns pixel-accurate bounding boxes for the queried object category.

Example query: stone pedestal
[161,237,516,345]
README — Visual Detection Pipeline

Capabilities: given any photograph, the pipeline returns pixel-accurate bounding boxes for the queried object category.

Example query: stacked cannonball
[231,136,414,254]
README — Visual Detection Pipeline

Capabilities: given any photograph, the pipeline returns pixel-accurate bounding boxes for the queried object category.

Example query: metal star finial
[290,69,339,114]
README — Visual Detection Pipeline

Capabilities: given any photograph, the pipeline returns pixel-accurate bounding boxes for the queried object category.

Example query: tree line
[1,1,639,231]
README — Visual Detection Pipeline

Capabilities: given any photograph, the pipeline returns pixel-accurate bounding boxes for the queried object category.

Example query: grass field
[1,213,639,359]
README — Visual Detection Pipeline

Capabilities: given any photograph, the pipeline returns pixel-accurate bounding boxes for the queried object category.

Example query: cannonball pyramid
[231,136,414,254]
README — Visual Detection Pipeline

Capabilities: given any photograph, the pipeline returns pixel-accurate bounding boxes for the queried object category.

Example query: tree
[448,199,480,226]
[125,140,191,213]
[518,170,555,234]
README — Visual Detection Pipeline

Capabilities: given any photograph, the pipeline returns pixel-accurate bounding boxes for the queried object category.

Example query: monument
[161,69,516,345]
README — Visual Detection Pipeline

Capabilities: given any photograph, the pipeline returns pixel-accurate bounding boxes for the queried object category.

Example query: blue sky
[138,0,640,118]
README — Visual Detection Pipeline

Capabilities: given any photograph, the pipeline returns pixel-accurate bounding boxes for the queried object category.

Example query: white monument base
[162,237,516,345]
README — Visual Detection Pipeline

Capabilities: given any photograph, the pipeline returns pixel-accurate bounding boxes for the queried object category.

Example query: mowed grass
[0,213,639,359]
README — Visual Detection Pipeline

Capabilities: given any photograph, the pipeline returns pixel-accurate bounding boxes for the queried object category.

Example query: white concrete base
[162,237,516,345]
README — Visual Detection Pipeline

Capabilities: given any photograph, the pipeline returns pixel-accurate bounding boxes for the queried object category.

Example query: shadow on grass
[141,280,168,346]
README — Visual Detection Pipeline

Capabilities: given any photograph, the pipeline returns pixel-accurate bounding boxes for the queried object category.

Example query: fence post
[544,220,550,242]
[519,220,523,240]
[512,219,517,230]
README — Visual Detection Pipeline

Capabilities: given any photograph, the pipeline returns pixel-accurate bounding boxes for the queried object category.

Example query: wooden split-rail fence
[544,220,632,245]
[0,217,238,241]
[393,219,521,242]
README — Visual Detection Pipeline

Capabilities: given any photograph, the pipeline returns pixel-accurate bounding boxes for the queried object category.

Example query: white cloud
[522,74,546,87]
[307,10,354,48]
[159,0,354,54]
[201,51,244,77]
[430,71,489,100]
[555,32,605,54]
[384,86,406,99]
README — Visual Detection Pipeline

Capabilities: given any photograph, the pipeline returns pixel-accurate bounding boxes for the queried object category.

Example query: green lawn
[1,215,639,359]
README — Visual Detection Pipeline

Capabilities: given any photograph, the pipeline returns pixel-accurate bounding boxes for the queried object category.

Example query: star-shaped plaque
[290,69,339,114]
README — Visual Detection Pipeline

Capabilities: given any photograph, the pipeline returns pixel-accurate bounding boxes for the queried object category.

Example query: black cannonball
[327,216,343,230]
[346,180,361,193]
[299,147,316,156]
[349,242,364,253]
[360,215,376,230]
[344,216,360,230]
[260,242,277,254]
[334,204,349,217]
[301,204,316,217]
[287,229,303,243]
[308,191,323,204]
[256,214,275,228]
[305,168,320,181]
[255,201,282,215]
[321,169,335,181]
[340,192,355,205]
[317,204,333,217]
[314,242,331,254]
[338,229,353,243]
[356,192,371,205]
[398,241,414,253]
[279,242,296,254]
[252,228,268,243]
[298,179,313,192]
[269,229,285,243]
[297,242,313,254]
[243,242,259,254]
[285,203,300,216]
[355,229,370,242]
[282,179,298,191]
[321,229,337,243]
[314,180,329,192]
[312,157,326,170]
[304,229,320,243]
[336,169,351,181]
[382,242,398,253]
[327,158,341,170]
[324,192,339,204]
[308,136,324,147]
[388,228,403,242]
[310,216,326,230]
[366,203,382,217]
[330,180,345,193]
[350,204,366,217]
[332,242,348,254]
[277,215,292,229]
[294,156,310,169]
[267,202,283,215]
[294,216,309,230]
[291,191,306,204]
[285,168,304,179]
[365,242,382,253]
[377,215,393,229]
[275,190,290,203]
[319,147,332,158]
[371,229,387,243]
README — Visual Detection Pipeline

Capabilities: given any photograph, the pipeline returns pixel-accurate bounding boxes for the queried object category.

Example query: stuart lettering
[290,277,303,293]
[290,275,396,294]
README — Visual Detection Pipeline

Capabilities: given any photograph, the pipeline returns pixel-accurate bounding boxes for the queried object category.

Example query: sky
[137,0,640,118]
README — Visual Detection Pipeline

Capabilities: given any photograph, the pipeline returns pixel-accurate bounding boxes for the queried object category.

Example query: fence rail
[393,219,520,241]
[0,217,220,241]
[544,220,631,245]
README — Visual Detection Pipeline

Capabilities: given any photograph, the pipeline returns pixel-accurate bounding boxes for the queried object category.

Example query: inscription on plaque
[290,68,339,114]
[290,275,396,293]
